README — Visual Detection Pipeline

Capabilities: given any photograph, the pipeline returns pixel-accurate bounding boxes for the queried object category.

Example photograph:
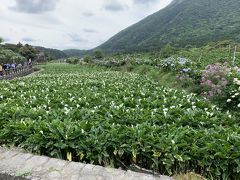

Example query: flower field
[0,64,240,179]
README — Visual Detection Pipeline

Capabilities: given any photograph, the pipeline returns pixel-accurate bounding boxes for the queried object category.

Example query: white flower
[227,99,232,103]
[238,104,240,108]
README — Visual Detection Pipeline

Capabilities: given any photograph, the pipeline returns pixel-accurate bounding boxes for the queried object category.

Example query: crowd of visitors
[0,59,32,77]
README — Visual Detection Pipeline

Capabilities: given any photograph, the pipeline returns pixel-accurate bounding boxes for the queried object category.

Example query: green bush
[66,57,80,64]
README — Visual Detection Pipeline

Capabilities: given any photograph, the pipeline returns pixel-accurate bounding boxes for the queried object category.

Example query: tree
[83,55,92,63]
[160,44,177,58]
[17,42,23,48]
[0,37,3,44]
[4,43,19,52]
[66,57,80,64]
[0,37,3,49]
[94,50,104,59]
[0,49,26,64]
[19,44,38,60]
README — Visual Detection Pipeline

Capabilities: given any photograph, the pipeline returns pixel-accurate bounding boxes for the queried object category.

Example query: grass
[174,172,206,180]
[113,64,198,93]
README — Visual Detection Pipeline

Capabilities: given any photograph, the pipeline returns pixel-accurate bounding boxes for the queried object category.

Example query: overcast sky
[0,0,172,50]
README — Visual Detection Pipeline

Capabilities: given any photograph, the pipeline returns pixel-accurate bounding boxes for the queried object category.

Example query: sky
[0,0,172,50]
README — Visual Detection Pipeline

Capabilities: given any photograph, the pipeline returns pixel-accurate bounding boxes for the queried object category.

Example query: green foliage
[15,170,32,177]
[0,37,3,45]
[0,49,26,64]
[160,44,177,58]
[220,72,240,111]
[3,43,67,60]
[175,172,206,180]
[83,55,92,63]
[97,0,240,53]
[4,43,20,52]
[35,46,67,60]
[19,44,38,60]
[66,57,80,64]
[63,49,90,58]
[0,64,239,179]
[94,50,104,59]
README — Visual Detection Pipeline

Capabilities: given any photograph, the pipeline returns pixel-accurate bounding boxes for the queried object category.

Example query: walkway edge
[0,147,174,180]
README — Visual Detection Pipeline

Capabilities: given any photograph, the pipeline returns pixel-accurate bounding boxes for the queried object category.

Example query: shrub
[83,55,92,63]
[200,62,230,99]
[94,50,104,59]
[160,44,177,58]
[158,57,192,72]
[66,57,80,64]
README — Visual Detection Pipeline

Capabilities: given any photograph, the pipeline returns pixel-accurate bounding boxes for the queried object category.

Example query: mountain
[63,49,90,57]
[34,46,67,59]
[96,0,240,53]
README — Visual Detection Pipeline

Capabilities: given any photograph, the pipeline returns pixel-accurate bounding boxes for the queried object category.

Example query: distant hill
[96,0,240,53]
[34,46,67,59]
[63,49,90,57]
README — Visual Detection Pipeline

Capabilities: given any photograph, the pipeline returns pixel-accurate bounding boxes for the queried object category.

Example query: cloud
[103,1,127,12]
[1,0,172,50]
[134,0,157,5]
[22,37,37,42]
[82,12,94,17]
[10,0,59,14]
[83,29,96,33]
[3,37,11,42]
[68,33,88,42]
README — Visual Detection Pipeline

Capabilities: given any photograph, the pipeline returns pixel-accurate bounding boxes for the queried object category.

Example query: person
[11,63,16,69]
[28,59,32,65]
[6,63,10,69]
[0,63,3,77]
[17,63,22,68]
[24,61,27,67]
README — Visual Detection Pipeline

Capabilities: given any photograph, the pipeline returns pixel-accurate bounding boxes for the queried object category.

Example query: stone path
[0,147,173,180]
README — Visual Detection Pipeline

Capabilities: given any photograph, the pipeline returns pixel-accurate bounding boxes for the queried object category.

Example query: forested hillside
[63,49,90,57]
[97,0,240,53]
[35,46,67,60]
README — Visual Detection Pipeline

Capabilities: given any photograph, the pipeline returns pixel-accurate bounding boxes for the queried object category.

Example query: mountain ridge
[95,0,240,53]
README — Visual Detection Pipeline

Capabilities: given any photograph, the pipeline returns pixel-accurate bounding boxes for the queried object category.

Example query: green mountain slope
[34,46,67,59]
[97,0,240,53]
[63,49,90,57]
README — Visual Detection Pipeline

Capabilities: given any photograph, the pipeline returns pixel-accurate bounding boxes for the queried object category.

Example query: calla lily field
[0,64,240,179]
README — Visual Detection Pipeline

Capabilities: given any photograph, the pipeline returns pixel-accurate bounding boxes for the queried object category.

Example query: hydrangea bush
[199,62,240,111]
[200,62,230,99]
[159,57,193,72]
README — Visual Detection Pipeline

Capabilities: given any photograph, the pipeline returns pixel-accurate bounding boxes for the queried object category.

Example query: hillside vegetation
[35,46,67,60]
[97,0,240,53]
[63,49,89,58]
